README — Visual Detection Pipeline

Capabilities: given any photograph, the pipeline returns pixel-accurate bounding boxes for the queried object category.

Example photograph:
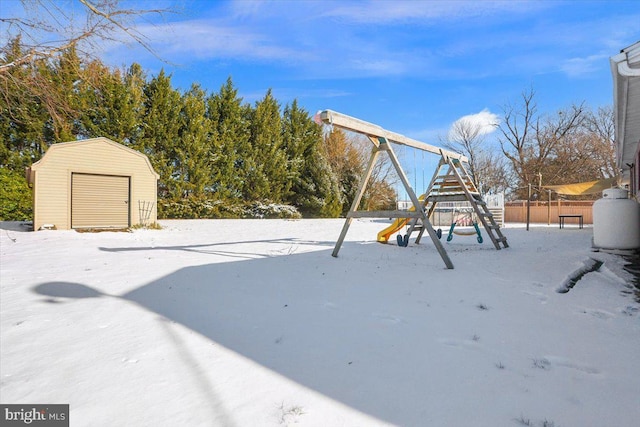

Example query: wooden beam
[346,210,423,219]
[319,109,468,162]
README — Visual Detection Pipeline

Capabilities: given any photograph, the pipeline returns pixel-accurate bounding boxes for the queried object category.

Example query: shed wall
[32,139,157,230]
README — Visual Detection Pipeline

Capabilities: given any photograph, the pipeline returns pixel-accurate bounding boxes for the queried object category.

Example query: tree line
[1,10,617,222]
[1,38,401,220]
[444,88,616,201]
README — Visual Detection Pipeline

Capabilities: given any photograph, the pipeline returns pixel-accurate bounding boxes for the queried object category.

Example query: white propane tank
[593,188,640,250]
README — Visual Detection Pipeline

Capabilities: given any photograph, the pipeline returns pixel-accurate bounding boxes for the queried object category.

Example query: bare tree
[1,0,170,73]
[583,105,617,178]
[498,87,587,199]
[473,150,511,195]
[532,102,586,184]
[497,87,537,193]
[349,133,399,211]
[444,118,486,183]
[443,111,508,195]
[1,0,171,140]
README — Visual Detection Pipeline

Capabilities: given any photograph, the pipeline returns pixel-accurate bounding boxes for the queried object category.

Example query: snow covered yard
[1,219,638,427]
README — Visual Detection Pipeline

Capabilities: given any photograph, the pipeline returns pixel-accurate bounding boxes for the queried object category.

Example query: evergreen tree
[78,62,145,145]
[177,84,211,198]
[206,77,250,200]
[140,70,182,198]
[45,46,82,141]
[0,37,51,170]
[281,99,307,198]
[282,100,341,216]
[245,89,287,201]
[123,63,147,149]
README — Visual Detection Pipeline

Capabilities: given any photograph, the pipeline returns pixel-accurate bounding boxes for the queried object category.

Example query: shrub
[0,168,33,221]
[157,197,301,220]
[158,197,244,219]
[244,201,301,219]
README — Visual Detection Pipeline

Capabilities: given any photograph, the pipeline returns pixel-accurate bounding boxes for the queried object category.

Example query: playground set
[317,110,508,269]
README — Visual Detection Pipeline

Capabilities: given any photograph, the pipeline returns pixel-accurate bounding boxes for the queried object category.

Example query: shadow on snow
[33,242,451,426]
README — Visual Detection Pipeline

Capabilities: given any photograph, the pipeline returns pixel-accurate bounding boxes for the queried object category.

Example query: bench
[559,214,583,229]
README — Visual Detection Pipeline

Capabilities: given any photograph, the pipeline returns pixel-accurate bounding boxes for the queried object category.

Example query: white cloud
[322,0,548,24]
[96,0,640,84]
[135,20,310,62]
[560,54,609,78]
[449,109,500,139]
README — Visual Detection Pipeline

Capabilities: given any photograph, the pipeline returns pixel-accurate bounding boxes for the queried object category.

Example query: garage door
[72,173,130,228]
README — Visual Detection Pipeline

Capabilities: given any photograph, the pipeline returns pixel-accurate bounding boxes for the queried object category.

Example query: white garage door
[72,173,130,228]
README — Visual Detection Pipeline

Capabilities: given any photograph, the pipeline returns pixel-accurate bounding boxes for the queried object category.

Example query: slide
[377,217,409,243]
[377,194,425,243]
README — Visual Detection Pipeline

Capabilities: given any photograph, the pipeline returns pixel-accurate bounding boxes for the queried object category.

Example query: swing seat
[447,221,483,243]
[453,228,478,236]
[397,234,409,247]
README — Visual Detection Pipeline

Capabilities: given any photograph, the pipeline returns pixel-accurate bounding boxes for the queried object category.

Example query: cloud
[449,109,500,139]
[97,0,640,84]
[560,54,609,78]
[241,87,352,105]
[322,0,548,24]
[134,20,312,63]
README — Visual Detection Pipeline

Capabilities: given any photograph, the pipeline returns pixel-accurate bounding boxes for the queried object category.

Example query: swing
[397,232,409,247]
[445,208,483,243]
[396,148,428,248]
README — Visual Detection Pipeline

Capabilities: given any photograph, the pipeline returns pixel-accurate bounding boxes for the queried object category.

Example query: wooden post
[547,190,552,225]
[332,146,381,257]
[527,183,531,231]
[320,110,456,269]
[382,139,453,269]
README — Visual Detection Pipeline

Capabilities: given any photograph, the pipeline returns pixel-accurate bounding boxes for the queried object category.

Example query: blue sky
[3,1,640,148]
[94,0,640,141]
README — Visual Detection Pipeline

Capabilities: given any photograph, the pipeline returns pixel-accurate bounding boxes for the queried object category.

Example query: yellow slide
[377,217,410,243]
[377,195,425,243]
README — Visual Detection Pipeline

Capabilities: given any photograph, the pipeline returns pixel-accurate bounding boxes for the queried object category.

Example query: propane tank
[592,188,640,250]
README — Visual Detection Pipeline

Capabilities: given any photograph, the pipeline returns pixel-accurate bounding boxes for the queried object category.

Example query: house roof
[610,41,640,175]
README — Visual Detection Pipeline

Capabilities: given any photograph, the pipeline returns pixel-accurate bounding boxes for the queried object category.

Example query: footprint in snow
[544,356,601,375]
[522,290,549,304]
[438,338,481,350]
[580,308,615,319]
[372,313,404,324]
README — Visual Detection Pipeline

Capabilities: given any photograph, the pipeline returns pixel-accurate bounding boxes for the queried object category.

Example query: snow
[1,219,639,426]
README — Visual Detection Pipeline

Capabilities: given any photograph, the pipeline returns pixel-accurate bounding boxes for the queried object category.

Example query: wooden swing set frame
[318,109,469,269]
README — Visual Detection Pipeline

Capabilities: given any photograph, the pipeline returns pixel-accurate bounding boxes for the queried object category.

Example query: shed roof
[30,137,159,178]
[610,41,640,175]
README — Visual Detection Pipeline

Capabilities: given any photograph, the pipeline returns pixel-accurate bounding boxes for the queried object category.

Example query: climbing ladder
[409,153,509,250]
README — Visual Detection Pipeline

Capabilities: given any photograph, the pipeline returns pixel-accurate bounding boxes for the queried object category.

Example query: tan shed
[27,137,159,231]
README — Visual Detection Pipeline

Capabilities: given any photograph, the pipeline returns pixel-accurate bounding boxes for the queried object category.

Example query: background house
[27,138,159,231]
